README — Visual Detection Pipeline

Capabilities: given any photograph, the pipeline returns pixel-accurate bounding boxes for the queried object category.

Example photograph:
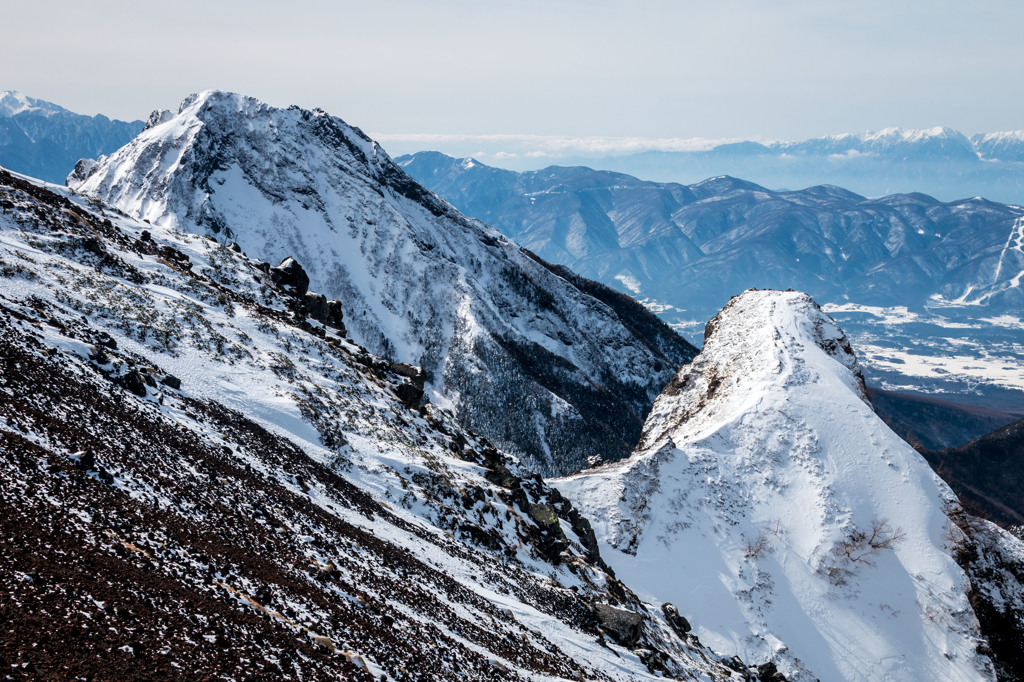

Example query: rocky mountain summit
[66,90,695,475]
[555,290,1024,681]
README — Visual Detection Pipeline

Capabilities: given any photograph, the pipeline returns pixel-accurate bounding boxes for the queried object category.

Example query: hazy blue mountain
[547,127,1024,205]
[399,151,1024,415]
[0,91,144,184]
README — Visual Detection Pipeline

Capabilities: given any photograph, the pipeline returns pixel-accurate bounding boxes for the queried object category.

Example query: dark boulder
[395,382,424,410]
[481,447,516,489]
[89,346,111,366]
[592,604,644,647]
[95,331,118,350]
[324,300,345,330]
[302,292,329,321]
[757,661,786,681]
[270,257,309,297]
[661,602,691,636]
[516,494,570,561]
[117,369,148,397]
[161,374,181,390]
[389,362,424,385]
[566,506,601,559]
[78,449,96,471]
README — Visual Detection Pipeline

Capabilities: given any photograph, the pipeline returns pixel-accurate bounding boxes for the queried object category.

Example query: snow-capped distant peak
[866,125,960,142]
[974,129,1024,143]
[0,90,67,118]
[556,289,996,681]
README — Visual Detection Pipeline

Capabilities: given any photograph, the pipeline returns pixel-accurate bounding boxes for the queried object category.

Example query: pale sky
[3,0,1022,144]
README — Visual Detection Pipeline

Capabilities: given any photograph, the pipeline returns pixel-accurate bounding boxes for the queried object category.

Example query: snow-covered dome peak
[0,90,67,118]
[640,288,867,450]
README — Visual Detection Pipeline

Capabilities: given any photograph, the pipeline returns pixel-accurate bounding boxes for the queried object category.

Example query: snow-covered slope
[555,290,1020,681]
[0,167,751,680]
[67,90,694,475]
[972,130,1024,163]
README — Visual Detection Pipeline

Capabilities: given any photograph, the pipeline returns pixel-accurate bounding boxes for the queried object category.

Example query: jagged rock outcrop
[270,256,310,296]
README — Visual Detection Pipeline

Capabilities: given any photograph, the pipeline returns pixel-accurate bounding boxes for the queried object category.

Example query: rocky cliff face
[555,289,1024,681]
[67,90,695,475]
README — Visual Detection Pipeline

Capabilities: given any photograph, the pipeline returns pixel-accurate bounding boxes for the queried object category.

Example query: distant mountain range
[400,151,1024,418]
[0,91,144,184]
[571,129,1024,205]
[410,127,1024,205]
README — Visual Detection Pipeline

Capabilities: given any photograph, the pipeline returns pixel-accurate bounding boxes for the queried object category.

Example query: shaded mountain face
[555,290,1024,682]
[68,91,695,475]
[0,167,751,681]
[399,152,1024,412]
[0,91,143,184]
[868,387,1020,451]
[921,418,1024,527]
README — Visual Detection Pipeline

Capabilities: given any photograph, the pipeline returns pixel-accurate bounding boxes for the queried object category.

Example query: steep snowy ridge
[68,90,695,474]
[556,290,1024,681]
[0,167,750,680]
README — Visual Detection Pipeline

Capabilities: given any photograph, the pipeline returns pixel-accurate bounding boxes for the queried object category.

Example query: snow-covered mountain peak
[556,289,1002,681]
[68,90,694,475]
[0,90,67,118]
[640,289,867,450]
[68,90,392,228]
[866,125,959,142]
